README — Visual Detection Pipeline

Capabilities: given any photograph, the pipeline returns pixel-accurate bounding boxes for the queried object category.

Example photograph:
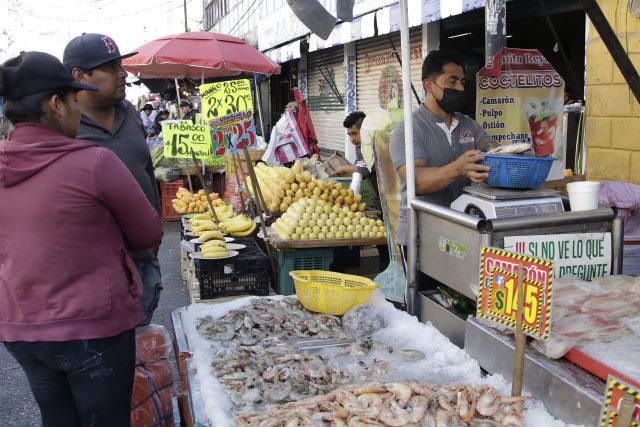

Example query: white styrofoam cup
[566,181,601,211]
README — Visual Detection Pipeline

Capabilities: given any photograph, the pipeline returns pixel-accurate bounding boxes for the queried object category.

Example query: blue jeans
[135,257,162,326]
[4,329,136,427]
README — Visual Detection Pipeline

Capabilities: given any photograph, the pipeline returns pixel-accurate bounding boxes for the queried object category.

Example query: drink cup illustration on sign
[524,96,561,156]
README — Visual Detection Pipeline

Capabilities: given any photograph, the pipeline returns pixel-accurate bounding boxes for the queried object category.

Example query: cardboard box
[321,152,351,176]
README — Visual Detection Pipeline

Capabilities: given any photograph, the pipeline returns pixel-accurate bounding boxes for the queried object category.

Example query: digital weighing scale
[450,185,564,219]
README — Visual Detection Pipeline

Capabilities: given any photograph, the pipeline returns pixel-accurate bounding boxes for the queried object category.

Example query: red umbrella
[122,31,280,79]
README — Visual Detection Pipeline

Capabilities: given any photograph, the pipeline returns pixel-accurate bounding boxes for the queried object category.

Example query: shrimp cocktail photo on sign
[477,246,553,340]
[476,48,565,180]
[161,121,212,159]
[200,79,257,158]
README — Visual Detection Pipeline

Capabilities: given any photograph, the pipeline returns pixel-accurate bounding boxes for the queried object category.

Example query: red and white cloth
[262,110,309,166]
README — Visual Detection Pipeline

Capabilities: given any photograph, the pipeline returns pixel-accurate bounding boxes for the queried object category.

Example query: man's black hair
[421,50,466,81]
[343,111,366,128]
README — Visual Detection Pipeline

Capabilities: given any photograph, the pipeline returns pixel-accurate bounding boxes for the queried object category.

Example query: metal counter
[411,200,622,426]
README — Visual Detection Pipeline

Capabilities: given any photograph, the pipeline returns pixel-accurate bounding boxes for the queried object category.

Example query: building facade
[584,0,640,184]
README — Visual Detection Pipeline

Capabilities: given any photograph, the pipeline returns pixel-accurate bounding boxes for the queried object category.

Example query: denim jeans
[135,257,162,325]
[4,329,136,427]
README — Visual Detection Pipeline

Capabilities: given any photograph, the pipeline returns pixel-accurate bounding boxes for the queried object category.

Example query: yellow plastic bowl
[289,270,378,315]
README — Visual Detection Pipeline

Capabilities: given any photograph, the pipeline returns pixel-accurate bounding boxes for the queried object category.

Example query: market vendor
[336,111,389,271]
[389,50,492,268]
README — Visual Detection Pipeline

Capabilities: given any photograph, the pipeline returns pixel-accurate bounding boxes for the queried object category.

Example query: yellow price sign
[599,376,640,426]
[200,79,253,120]
[477,246,553,340]
[161,122,211,159]
[487,268,543,336]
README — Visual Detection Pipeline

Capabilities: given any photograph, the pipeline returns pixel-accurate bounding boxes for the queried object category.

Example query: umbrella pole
[242,145,277,287]
[175,78,181,108]
[254,76,267,141]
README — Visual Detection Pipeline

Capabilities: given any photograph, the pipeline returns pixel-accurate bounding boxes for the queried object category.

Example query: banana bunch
[218,215,257,237]
[213,204,235,221]
[190,220,219,235]
[197,230,225,242]
[200,240,229,258]
[191,213,215,221]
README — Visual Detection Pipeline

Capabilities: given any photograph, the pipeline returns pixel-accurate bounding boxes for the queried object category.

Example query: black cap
[3,51,97,100]
[142,103,154,110]
[63,33,137,71]
[179,100,192,108]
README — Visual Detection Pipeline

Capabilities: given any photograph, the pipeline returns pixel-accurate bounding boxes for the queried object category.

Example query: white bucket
[566,181,601,211]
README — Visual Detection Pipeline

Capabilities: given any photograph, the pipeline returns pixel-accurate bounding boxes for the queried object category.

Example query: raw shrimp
[475,387,500,416]
[384,382,413,407]
[456,387,477,421]
[378,400,412,426]
[406,395,429,423]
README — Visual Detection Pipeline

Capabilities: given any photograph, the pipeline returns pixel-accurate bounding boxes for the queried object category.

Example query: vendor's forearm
[414,165,460,195]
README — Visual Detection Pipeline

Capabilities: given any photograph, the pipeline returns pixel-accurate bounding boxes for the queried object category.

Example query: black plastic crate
[194,237,270,299]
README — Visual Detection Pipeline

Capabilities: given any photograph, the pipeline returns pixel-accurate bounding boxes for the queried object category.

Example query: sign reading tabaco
[476,48,565,180]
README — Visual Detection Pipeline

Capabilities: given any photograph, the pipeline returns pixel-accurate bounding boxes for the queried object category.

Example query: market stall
[399,46,640,427]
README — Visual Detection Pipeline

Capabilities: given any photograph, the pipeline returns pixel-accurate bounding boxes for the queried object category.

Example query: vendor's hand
[454,150,490,182]
[333,165,355,176]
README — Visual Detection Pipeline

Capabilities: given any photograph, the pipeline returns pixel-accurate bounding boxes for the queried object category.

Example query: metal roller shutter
[307,46,345,153]
[355,29,423,116]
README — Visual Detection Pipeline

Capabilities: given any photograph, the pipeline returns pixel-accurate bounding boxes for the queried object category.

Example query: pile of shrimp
[196,297,349,346]
[236,381,530,427]
[211,344,351,413]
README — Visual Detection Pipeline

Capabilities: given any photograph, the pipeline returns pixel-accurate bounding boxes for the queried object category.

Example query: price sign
[210,111,257,158]
[162,122,212,159]
[599,376,640,426]
[477,247,553,340]
[200,79,253,119]
[200,79,256,158]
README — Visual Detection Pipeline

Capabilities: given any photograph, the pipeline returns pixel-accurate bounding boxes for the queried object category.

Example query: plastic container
[194,237,270,299]
[480,154,555,189]
[274,248,334,295]
[289,270,378,315]
[160,178,185,221]
[566,181,601,211]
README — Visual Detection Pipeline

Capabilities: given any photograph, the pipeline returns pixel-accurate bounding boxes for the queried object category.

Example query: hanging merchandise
[262,109,310,166]
[293,87,320,159]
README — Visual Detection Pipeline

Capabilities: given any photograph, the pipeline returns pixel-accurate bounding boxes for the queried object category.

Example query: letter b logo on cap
[102,36,117,54]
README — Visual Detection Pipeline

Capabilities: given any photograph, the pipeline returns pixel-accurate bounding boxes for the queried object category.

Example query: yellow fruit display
[272,197,386,241]
[218,215,257,237]
[197,230,224,242]
[171,187,224,214]
[246,163,370,215]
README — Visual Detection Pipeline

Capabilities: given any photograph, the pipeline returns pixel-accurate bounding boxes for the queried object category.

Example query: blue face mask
[431,81,466,114]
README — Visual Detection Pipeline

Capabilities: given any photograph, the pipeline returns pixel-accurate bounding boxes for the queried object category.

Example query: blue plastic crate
[480,154,555,189]
[275,248,334,295]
